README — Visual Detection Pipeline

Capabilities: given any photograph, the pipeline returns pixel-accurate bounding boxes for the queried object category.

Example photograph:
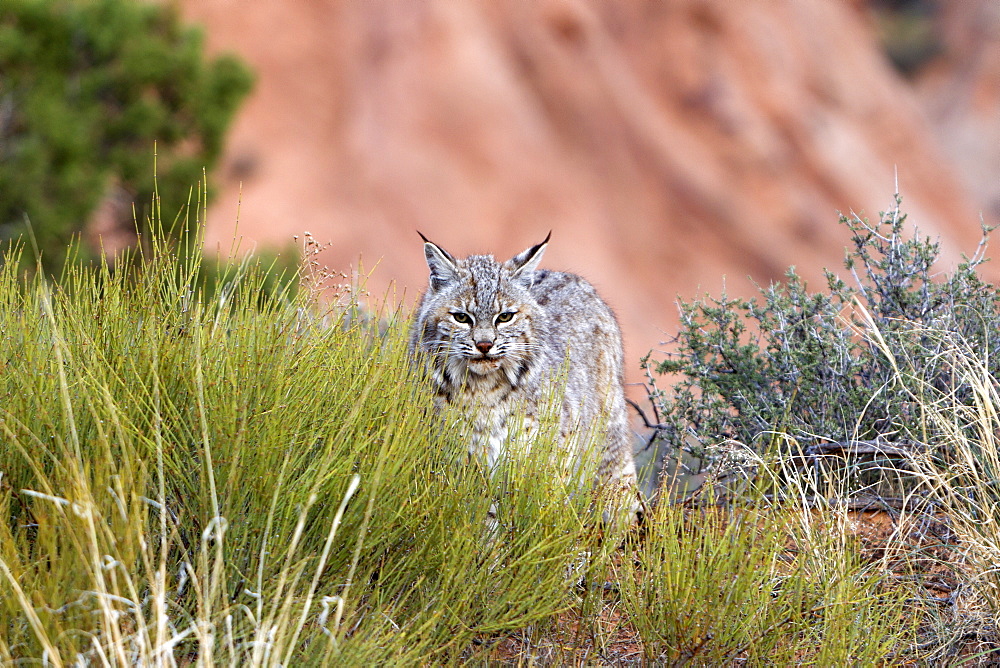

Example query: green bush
[0,0,252,271]
[646,196,1000,474]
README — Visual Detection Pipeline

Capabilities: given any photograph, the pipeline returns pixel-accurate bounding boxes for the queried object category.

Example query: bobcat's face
[427,287,533,378]
[415,234,549,386]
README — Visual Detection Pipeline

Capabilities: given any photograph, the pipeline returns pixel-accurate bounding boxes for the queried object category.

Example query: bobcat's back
[410,233,637,517]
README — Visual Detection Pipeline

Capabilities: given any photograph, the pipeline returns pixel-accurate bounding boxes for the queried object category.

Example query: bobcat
[409,232,639,522]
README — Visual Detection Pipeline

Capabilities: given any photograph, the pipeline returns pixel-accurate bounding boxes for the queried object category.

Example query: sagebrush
[647,196,1000,480]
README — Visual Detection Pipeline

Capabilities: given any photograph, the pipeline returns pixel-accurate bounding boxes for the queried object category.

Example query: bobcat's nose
[475,341,494,354]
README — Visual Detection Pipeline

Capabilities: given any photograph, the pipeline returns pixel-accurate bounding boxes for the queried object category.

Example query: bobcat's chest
[439,366,537,471]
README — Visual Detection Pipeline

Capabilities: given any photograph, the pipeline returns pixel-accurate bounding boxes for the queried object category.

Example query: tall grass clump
[859,313,1000,659]
[619,449,917,666]
[0,191,604,665]
[0,0,252,271]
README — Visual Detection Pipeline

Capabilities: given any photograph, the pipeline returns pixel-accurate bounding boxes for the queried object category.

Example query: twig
[625,398,668,431]
[760,494,941,512]
[681,492,941,513]
[801,439,922,458]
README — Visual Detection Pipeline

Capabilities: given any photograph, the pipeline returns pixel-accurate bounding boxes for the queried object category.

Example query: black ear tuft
[506,233,550,285]
[421,235,459,291]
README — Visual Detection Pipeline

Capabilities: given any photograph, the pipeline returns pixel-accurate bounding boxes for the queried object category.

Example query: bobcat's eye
[495,311,516,324]
[451,312,473,325]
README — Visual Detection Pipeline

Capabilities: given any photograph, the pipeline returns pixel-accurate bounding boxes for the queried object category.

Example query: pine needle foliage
[0,0,252,271]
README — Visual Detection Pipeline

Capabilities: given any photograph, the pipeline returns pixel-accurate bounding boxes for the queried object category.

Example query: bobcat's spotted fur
[410,233,638,519]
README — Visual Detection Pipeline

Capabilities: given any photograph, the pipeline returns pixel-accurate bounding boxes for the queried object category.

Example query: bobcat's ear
[506,231,550,285]
[418,232,459,291]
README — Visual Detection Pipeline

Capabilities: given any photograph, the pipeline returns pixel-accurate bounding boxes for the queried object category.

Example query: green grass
[0,208,612,664]
[620,446,918,666]
[0,204,959,665]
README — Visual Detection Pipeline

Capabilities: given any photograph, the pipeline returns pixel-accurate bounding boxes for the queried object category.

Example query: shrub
[0,0,252,271]
[645,196,1000,476]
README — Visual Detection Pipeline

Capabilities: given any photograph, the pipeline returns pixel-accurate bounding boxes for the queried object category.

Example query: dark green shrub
[0,0,252,271]
[646,196,1000,474]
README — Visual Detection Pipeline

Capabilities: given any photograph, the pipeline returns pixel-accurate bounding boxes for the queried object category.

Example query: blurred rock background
[174,0,1000,379]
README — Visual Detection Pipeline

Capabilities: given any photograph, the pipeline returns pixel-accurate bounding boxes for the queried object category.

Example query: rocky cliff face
[915,0,1000,221]
[177,0,997,380]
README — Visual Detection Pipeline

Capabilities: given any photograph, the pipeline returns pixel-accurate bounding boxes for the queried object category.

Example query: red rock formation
[176,0,994,382]
[915,0,1000,221]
